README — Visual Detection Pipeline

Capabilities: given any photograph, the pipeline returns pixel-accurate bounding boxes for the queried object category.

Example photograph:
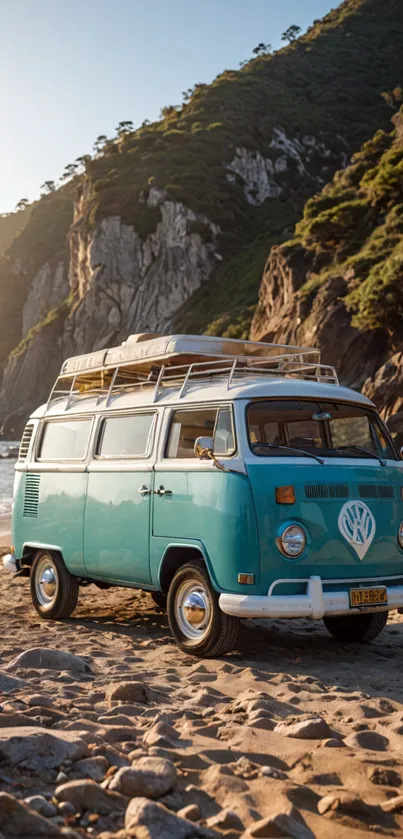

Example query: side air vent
[359,484,394,500]
[23,474,41,518]
[305,484,349,500]
[19,423,34,461]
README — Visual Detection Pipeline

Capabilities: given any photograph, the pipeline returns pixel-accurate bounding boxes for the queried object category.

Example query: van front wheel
[30,551,79,619]
[167,560,239,657]
[323,610,388,643]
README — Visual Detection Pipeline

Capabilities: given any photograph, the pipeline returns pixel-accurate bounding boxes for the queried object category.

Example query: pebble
[70,756,108,781]
[381,794,403,813]
[24,794,58,817]
[54,779,127,813]
[108,756,177,798]
[91,744,130,768]
[125,796,218,837]
[100,725,137,744]
[0,726,88,770]
[5,647,91,673]
[274,716,332,740]
[107,681,149,703]
[0,791,81,838]
[58,799,78,816]
[260,765,288,780]
[26,694,55,708]
[143,721,179,748]
[244,806,314,838]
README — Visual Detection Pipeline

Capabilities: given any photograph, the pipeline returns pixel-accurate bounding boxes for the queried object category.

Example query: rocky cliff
[0,0,403,432]
[251,107,403,434]
[0,189,220,431]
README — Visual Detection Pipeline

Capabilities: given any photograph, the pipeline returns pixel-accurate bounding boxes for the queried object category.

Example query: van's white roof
[31,376,374,419]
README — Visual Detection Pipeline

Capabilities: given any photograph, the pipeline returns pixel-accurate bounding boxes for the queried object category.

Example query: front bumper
[219,575,403,620]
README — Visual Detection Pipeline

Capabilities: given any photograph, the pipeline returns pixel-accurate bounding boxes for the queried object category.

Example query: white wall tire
[167,560,239,657]
[30,551,79,619]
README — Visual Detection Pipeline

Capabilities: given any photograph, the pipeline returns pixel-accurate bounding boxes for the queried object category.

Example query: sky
[0,0,335,215]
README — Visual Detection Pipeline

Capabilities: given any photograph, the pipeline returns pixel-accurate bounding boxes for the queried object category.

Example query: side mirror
[194,436,214,460]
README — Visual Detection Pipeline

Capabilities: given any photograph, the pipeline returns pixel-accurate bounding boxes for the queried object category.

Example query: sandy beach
[1,565,403,837]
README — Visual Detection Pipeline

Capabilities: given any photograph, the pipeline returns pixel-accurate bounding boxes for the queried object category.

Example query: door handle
[155,485,172,496]
[138,485,151,496]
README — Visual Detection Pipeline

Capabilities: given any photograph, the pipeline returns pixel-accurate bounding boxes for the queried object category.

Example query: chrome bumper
[219,575,403,620]
[2,553,18,574]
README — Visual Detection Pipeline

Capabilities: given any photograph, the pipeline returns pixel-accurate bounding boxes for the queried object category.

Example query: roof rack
[46,335,339,412]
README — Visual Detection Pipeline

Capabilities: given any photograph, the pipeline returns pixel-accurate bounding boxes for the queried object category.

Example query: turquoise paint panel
[152,470,260,593]
[13,471,87,574]
[84,472,151,583]
[247,462,403,593]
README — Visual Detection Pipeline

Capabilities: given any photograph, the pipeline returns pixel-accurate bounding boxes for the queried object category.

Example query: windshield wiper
[251,442,324,465]
[335,445,386,467]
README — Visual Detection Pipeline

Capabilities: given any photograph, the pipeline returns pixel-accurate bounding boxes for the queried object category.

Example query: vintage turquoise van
[4,334,403,656]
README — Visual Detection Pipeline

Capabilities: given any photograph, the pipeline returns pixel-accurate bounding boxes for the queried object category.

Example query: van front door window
[166,407,235,458]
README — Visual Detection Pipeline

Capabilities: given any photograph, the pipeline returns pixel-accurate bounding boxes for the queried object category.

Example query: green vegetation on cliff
[289,107,403,342]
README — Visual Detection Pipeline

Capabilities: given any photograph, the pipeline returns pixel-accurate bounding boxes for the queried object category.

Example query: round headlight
[399,521,403,549]
[279,525,306,557]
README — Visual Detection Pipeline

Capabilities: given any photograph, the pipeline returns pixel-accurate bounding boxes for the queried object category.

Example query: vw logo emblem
[338,500,376,560]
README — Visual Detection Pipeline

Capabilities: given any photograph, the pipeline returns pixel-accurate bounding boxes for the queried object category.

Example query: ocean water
[0,443,19,516]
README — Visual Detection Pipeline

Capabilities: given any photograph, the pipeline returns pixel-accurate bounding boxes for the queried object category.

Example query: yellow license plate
[349,587,388,608]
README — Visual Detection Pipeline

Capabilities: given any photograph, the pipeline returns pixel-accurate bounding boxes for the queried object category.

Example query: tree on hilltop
[115,120,134,136]
[75,155,92,171]
[60,163,79,182]
[93,134,108,153]
[252,43,272,56]
[15,198,29,211]
[40,181,56,195]
[281,25,301,43]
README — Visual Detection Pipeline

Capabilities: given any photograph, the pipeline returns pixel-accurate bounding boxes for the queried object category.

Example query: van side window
[166,407,235,459]
[38,419,92,461]
[97,413,155,458]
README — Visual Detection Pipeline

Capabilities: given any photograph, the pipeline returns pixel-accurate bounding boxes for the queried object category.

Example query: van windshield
[247,400,396,460]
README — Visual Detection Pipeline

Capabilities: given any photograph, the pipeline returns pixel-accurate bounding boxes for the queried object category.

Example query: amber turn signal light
[238,574,255,585]
[276,485,296,505]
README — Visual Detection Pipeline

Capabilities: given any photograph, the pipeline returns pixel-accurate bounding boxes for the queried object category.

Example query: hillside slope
[251,107,403,424]
[0,0,403,432]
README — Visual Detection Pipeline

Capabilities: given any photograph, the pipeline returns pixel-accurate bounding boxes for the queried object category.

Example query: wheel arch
[20,543,63,569]
[158,543,217,595]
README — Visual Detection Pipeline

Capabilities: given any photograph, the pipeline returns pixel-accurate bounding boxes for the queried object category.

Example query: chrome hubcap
[35,556,58,608]
[176,580,212,642]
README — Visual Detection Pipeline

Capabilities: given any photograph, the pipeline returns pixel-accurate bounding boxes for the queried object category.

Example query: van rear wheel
[30,551,79,619]
[167,560,239,657]
[323,610,388,643]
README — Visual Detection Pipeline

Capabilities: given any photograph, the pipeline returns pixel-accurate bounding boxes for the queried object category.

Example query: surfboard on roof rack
[47,333,339,411]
